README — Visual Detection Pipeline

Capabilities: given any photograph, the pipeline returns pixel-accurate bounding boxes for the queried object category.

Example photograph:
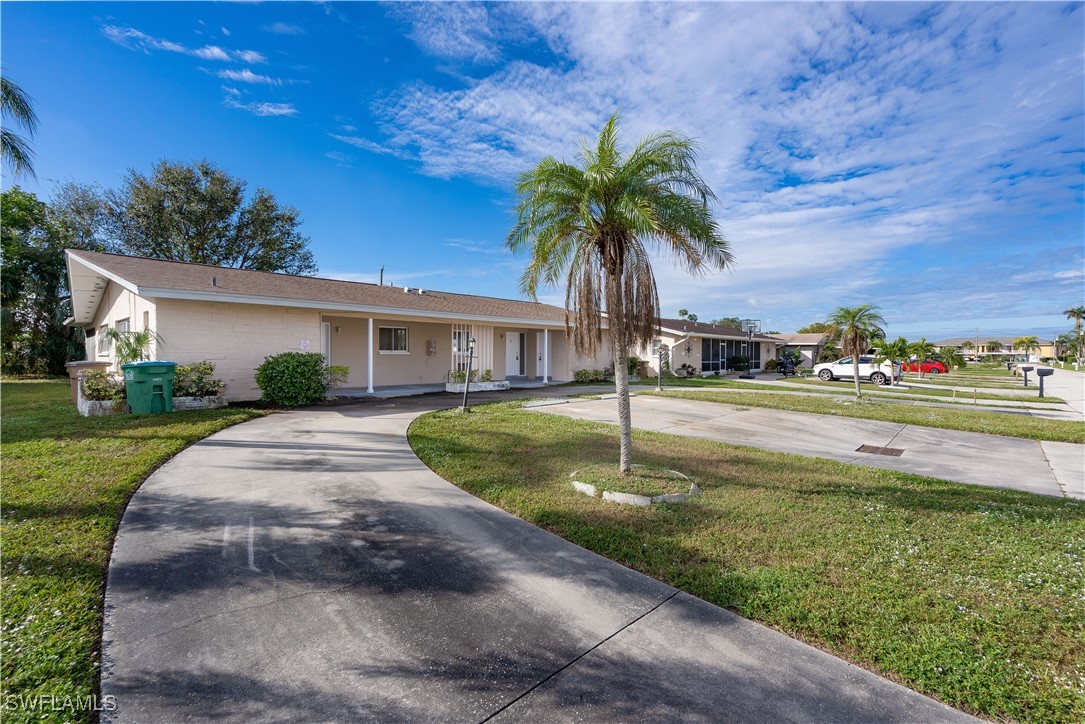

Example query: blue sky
[2,1,1083,340]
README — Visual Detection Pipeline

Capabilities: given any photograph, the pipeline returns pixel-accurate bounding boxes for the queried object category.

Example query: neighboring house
[635,318,782,375]
[767,333,830,368]
[65,250,614,401]
[933,336,1055,360]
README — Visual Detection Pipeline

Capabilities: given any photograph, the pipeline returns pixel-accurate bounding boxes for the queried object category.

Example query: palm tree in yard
[508,113,732,475]
[1,74,37,179]
[826,304,885,399]
[910,337,936,378]
[876,336,910,385]
[1013,335,1039,362]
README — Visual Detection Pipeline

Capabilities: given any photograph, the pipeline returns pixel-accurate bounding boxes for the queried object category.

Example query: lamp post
[460,336,476,412]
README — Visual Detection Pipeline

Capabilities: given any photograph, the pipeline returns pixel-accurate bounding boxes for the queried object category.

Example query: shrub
[573,368,612,383]
[764,359,778,372]
[627,356,640,376]
[480,369,493,382]
[727,355,749,372]
[80,370,124,402]
[254,352,327,407]
[451,368,478,383]
[325,365,350,388]
[172,361,225,398]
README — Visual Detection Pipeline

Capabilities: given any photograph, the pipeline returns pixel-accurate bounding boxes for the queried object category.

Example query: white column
[367,318,374,393]
[543,329,550,383]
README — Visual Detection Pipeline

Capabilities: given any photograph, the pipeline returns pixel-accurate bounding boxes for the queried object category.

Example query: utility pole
[380,266,384,286]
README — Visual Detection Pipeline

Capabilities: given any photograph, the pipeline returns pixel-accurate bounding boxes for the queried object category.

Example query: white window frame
[378,326,409,354]
[116,318,131,334]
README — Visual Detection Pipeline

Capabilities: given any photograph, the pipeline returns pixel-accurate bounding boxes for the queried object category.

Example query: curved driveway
[102,392,977,723]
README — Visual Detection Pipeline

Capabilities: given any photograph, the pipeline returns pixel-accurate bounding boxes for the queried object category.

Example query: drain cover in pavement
[856,444,905,457]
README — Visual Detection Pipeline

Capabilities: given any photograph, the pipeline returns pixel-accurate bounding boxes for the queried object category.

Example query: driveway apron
[102,397,974,722]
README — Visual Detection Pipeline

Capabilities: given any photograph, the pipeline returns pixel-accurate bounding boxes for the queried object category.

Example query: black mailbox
[1036,368,1054,398]
[1020,365,1034,387]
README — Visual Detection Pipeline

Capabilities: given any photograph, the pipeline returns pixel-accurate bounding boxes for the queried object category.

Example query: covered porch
[320,313,569,393]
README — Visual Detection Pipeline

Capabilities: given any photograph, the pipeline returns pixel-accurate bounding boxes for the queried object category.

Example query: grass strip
[0,380,265,724]
[409,402,1085,722]
[783,377,1063,402]
[637,389,1085,443]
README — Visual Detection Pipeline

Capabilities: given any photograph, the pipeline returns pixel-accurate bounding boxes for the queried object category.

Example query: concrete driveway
[533,395,1084,499]
[103,394,974,722]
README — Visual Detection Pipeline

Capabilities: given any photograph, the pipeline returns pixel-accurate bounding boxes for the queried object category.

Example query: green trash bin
[122,361,177,414]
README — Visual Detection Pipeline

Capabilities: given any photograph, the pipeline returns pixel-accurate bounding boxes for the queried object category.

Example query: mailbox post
[1036,368,1054,398]
[1020,365,1034,387]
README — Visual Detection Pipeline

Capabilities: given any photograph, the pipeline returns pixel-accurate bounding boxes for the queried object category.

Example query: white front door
[536,332,549,381]
[506,332,522,377]
[321,322,331,364]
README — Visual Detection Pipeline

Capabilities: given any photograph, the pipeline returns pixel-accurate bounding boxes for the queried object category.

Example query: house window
[116,318,130,334]
[97,325,111,355]
[379,326,408,353]
[652,339,663,355]
[452,330,468,354]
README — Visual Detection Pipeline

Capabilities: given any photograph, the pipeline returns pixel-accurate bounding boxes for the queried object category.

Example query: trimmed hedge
[255,352,328,407]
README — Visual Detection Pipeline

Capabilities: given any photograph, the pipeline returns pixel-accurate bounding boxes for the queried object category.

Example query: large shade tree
[108,159,317,275]
[508,113,732,474]
[1,75,37,179]
[826,304,885,398]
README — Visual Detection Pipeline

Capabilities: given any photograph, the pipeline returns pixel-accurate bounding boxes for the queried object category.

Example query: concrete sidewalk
[533,395,1085,499]
[102,396,974,723]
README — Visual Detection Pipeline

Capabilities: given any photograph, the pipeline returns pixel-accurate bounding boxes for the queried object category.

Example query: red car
[903,359,947,374]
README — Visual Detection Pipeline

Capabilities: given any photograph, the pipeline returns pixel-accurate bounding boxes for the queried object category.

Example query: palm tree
[909,337,936,378]
[986,340,1002,357]
[1,74,38,179]
[826,304,885,398]
[508,113,732,474]
[1013,335,1039,363]
[1065,305,1085,331]
[877,336,910,385]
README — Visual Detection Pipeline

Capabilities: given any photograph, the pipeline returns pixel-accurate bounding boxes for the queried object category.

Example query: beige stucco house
[932,336,1056,360]
[634,318,781,376]
[66,250,615,401]
[768,333,830,368]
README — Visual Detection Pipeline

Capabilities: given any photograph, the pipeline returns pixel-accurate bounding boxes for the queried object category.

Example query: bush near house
[77,370,124,402]
[573,368,613,383]
[254,352,327,407]
[172,361,225,398]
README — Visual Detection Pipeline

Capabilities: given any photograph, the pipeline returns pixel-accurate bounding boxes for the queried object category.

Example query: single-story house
[932,336,1055,360]
[766,333,830,368]
[65,250,616,401]
[635,318,782,376]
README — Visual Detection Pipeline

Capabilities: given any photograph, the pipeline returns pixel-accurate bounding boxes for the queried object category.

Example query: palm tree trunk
[613,344,634,475]
[852,359,862,399]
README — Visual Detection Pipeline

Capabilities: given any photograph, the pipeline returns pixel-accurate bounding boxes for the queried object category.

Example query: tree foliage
[1,187,86,374]
[1,75,37,179]
[826,304,885,398]
[796,321,832,334]
[508,113,732,474]
[109,159,317,275]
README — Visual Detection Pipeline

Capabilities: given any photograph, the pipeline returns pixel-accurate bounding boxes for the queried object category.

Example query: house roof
[933,336,1053,347]
[656,317,781,343]
[66,250,569,327]
[770,333,828,346]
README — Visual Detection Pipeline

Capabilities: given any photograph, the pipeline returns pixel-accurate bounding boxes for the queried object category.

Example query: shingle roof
[67,250,568,324]
[657,317,780,342]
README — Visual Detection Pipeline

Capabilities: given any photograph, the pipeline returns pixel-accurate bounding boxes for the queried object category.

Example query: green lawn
[409,402,1085,722]
[640,388,1085,443]
[785,376,1063,402]
[0,380,265,724]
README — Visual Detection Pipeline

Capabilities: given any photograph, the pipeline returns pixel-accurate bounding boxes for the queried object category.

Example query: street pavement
[102,393,976,723]
[533,394,1084,500]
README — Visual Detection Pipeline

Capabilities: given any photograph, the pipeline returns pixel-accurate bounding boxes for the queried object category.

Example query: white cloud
[221,26,231,36]
[103,25,268,65]
[193,45,230,61]
[263,22,305,35]
[218,68,282,86]
[224,97,298,117]
[329,133,408,159]
[378,2,1082,331]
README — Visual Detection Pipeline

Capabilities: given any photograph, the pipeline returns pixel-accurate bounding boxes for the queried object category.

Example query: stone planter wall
[172,395,228,411]
[77,398,122,417]
[444,381,512,393]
